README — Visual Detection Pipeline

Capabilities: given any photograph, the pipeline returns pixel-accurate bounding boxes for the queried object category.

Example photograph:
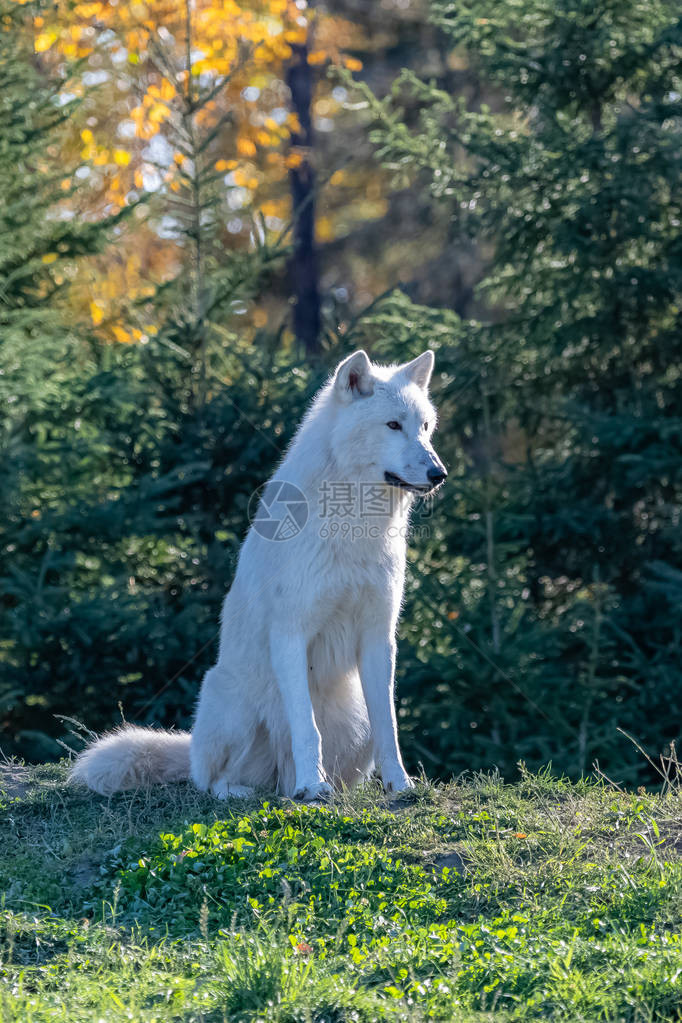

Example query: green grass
[1,764,681,1021]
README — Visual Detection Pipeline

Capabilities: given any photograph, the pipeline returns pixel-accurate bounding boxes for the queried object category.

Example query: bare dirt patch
[0,764,31,800]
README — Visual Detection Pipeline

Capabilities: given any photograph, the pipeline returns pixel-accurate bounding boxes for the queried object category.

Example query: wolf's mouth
[384,471,433,494]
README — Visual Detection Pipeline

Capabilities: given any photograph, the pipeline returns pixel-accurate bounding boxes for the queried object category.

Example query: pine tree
[0,1,98,442]
[0,0,123,757]
[0,1,316,758]
[353,0,682,782]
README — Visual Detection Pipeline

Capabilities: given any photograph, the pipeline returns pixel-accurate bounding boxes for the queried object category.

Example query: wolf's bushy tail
[69,726,191,795]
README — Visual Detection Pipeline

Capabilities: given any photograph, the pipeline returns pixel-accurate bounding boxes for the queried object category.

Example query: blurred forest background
[1,0,681,785]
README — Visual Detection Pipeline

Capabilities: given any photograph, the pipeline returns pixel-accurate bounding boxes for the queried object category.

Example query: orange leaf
[307,50,327,66]
[90,301,104,326]
[159,78,175,101]
[237,137,257,157]
[287,113,302,134]
[316,216,333,242]
[148,102,169,125]
[34,31,56,53]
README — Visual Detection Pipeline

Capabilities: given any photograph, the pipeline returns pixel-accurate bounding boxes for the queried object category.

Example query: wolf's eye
[386,421,402,431]
[423,421,430,431]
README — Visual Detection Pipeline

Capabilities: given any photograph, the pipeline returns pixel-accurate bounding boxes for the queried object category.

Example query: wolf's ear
[400,350,434,391]
[333,350,375,403]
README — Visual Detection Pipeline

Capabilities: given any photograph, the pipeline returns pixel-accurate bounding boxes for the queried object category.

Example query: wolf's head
[329,349,447,494]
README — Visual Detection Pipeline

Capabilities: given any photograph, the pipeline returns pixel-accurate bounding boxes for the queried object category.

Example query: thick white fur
[70,726,191,795]
[70,350,446,800]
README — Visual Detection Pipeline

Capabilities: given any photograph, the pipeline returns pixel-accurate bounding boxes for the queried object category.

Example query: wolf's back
[70,726,191,795]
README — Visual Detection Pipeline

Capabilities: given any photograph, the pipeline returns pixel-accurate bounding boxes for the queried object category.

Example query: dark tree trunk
[286,40,321,357]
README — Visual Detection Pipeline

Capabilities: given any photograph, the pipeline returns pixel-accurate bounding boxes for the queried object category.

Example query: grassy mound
[1,765,681,1021]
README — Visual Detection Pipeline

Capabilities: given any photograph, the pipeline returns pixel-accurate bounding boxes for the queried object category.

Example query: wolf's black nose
[427,467,447,485]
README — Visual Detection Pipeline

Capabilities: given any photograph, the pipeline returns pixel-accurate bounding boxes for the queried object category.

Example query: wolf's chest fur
[292,527,406,636]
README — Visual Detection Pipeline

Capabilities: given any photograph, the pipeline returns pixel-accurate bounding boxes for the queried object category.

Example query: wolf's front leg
[269,626,331,801]
[359,628,414,793]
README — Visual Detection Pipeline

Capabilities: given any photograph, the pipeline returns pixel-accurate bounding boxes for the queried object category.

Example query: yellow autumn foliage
[89,301,104,326]
[15,0,367,341]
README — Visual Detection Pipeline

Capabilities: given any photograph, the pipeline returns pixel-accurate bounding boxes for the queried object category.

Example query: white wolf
[71,349,447,800]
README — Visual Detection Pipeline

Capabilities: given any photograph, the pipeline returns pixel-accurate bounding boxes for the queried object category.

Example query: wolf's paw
[293,780,333,803]
[210,779,254,800]
[382,770,414,794]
